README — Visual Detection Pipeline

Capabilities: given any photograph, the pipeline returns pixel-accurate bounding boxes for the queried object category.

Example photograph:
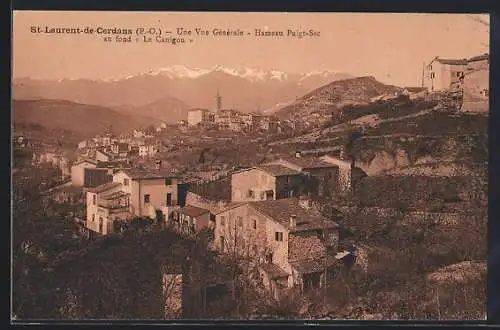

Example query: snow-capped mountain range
[113,65,345,84]
[13,65,354,122]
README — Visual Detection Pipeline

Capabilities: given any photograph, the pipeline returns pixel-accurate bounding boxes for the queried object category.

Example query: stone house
[231,164,306,203]
[461,53,489,113]
[85,168,180,235]
[267,154,339,197]
[213,196,340,301]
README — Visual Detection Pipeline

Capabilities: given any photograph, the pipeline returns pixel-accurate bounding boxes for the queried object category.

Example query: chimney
[295,151,302,158]
[289,214,297,229]
[155,160,162,170]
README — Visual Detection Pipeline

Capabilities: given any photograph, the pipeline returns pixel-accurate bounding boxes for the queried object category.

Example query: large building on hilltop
[424,57,467,92]
[187,109,215,127]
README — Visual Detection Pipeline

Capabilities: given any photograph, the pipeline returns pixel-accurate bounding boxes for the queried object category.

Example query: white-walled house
[133,129,146,139]
[85,169,180,235]
[139,145,159,157]
[71,159,98,186]
[187,109,214,127]
[424,57,467,92]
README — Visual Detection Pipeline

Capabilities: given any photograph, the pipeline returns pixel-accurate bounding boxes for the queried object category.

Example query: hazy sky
[12,11,489,86]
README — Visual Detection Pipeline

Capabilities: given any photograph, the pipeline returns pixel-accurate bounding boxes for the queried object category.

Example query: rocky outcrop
[365,149,410,176]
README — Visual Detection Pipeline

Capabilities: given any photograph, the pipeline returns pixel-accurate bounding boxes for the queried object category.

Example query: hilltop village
[12,53,488,320]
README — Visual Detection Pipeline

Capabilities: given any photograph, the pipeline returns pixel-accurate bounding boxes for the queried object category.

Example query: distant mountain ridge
[12,99,157,137]
[13,65,354,119]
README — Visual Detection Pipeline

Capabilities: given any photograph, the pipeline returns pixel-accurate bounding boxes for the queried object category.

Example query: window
[430,72,435,79]
[123,178,129,186]
[275,232,283,242]
[165,178,172,185]
[144,194,150,203]
[92,214,95,222]
[210,214,216,222]
[247,190,255,198]
[253,219,257,229]
[220,236,225,251]
[238,216,243,228]
[220,216,226,226]
[92,194,96,205]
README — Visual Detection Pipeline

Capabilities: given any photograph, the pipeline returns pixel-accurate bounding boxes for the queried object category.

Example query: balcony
[97,191,130,214]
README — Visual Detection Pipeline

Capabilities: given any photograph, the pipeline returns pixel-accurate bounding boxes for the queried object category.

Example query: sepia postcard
[11,11,489,321]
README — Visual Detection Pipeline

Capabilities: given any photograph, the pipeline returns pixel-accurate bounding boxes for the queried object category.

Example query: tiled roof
[249,197,339,232]
[255,164,301,177]
[276,156,339,170]
[96,161,129,169]
[435,58,468,65]
[468,54,489,62]
[289,256,337,274]
[73,159,97,166]
[120,168,177,180]
[260,263,289,279]
[213,202,248,215]
[88,182,122,194]
[179,205,210,217]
